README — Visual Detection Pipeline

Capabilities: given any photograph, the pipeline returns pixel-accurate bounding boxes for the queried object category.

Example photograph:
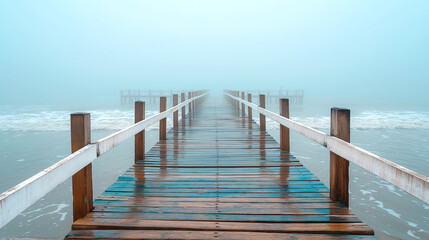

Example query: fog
[1,1,428,106]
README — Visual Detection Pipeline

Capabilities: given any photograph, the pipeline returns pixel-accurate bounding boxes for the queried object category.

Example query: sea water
[0,99,428,239]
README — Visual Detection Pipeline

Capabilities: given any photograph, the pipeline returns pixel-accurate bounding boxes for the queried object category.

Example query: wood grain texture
[173,94,178,128]
[259,94,266,131]
[71,113,93,221]
[159,97,167,140]
[181,93,186,120]
[247,93,253,128]
[188,92,192,115]
[241,91,245,117]
[330,108,350,207]
[280,98,290,152]
[68,97,374,239]
[134,102,145,162]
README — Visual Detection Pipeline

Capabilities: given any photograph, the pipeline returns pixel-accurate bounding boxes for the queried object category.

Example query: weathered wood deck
[65,98,375,239]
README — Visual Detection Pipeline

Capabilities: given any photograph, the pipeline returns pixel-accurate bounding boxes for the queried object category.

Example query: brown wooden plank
[66,230,377,239]
[72,218,374,235]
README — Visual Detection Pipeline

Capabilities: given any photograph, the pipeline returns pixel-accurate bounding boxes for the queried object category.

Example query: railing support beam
[71,113,93,221]
[173,94,178,127]
[280,98,290,152]
[181,93,186,120]
[247,93,252,128]
[259,94,266,131]
[330,108,350,207]
[159,97,167,140]
[135,101,145,162]
[241,92,245,117]
[188,92,192,116]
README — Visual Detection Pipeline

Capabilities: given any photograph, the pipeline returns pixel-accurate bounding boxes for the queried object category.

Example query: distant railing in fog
[120,89,190,104]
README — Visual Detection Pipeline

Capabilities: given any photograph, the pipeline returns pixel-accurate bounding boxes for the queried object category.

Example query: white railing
[225,91,429,204]
[0,91,208,228]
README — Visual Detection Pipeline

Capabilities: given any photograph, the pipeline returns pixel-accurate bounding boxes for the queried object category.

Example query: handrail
[224,92,429,204]
[0,91,208,228]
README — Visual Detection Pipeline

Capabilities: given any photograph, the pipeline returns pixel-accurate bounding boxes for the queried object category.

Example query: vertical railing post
[241,92,245,117]
[259,94,266,131]
[159,97,167,140]
[181,93,186,120]
[236,91,240,113]
[188,92,192,116]
[330,108,350,207]
[135,101,145,162]
[247,93,252,128]
[71,113,93,221]
[280,99,290,152]
[173,94,178,127]
[193,92,196,112]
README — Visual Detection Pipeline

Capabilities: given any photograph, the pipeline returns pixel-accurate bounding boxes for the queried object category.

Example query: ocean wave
[259,111,429,130]
[0,110,169,131]
[0,109,428,131]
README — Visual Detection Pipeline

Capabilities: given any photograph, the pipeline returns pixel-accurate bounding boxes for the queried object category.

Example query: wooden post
[135,101,145,162]
[236,91,240,113]
[159,97,167,140]
[181,93,186,120]
[192,92,195,114]
[241,92,245,117]
[188,92,192,115]
[247,93,252,127]
[173,94,178,127]
[71,113,93,221]
[259,94,266,131]
[280,99,290,152]
[330,108,350,207]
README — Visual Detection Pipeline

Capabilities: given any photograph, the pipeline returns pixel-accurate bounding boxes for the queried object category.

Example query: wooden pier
[1,90,428,239]
[65,95,374,239]
[120,89,304,104]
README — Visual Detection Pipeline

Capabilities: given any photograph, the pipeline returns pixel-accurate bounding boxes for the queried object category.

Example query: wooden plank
[72,219,373,235]
[66,230,377,239]
[81,212,361,223]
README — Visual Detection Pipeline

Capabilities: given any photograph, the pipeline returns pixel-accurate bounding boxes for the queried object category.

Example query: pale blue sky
[1,1,428,104]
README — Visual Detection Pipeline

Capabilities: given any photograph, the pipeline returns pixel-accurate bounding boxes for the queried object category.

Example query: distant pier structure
[246,89,304,104]
[121,89,304,104]
[120,90,188,104]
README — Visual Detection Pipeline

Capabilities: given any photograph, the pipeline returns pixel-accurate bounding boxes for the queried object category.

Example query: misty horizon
[1,1,428,106]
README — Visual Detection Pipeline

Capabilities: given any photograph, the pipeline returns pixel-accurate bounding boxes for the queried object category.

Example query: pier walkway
[65,97,375,239]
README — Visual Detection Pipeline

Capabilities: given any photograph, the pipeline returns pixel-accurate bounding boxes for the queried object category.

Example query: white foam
[408,222,418,228]
[374,200,401,218]
[254,110,429,130]
[0,110,162,131]
[1,109,428,131]
[21,203,69,222]
[360,190,372,195]
[407,230,418,238]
